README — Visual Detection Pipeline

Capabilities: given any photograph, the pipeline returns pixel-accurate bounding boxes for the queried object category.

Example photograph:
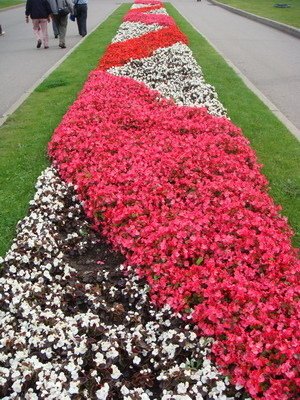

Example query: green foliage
[185,358,203,370]
[195,257,204,265]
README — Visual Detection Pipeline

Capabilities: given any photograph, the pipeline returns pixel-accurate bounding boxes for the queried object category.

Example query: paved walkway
[170,0,300,138]
[0,0,124,123]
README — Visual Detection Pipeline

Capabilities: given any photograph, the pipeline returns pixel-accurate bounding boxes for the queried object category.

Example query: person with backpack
[47,0,73,48]
[25,0,52,49]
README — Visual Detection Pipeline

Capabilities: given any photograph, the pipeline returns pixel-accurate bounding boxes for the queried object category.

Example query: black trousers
[75,3,87,36]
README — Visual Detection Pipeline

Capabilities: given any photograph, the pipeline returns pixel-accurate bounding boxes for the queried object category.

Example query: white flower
[121,385,130,395]
[58,372,67,382]
[96,383,110,399]
[106,347,119,359]
[111,365,122,379]
[74,342,87,355]
[12,380,22,393]
[133,356,141,365]
[95,352,105,365]
[25,390,38,400]
[177,382,189,394]
[9,265,17,274]
[101,341,111,352]
[68,381,79,394]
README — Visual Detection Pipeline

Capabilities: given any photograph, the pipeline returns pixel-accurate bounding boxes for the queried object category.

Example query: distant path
[0,0,124,122]
[170,0,300,137]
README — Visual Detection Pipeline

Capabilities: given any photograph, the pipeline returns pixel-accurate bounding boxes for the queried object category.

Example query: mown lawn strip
[0,0,24,9]
[212,0,300,29]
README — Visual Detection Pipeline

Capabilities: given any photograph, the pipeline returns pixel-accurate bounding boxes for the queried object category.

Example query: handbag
[56,0,70,16]
[58,7,69,16]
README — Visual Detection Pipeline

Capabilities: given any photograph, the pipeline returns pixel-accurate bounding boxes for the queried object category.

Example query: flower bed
[124,11,175,26]
[50,2,300,399]
[135,0,162,4]
[1,1,299,399]
[0,168,249,399]
[98,25,187,70]
[108,42,226,115]
[49,65,300,399]
[111,22,162,43]
[0,3,251,398]
[126,4,163,13]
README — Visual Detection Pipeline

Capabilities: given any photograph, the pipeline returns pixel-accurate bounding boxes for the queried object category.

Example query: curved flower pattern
[98,25,188,70]
[49,69,300,399]
[108,42,226,115]
[111,21,162,43]
[0,168,249,399]
[1,1,299,399]
[124,12,175,27]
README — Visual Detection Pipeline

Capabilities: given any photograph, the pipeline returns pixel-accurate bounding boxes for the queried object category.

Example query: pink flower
[48,12,300,398]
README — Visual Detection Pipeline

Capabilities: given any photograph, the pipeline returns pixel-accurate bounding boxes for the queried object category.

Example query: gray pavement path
[171,0,300,139]
[0,0,124,122]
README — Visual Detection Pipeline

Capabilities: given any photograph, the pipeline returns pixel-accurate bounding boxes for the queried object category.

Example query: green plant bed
[166,3,300,247]
[0,4,131,257]
[0,0,24,9]
[212,0,300,28]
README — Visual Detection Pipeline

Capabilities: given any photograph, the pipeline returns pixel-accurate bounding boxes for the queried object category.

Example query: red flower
[98,25,188,70]
[49,10,300,397]
[124,12,176,27]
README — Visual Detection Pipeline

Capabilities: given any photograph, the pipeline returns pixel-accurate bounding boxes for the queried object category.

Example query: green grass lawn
[166,3,300,248]
[214,0,300,28]
[0,0,24,9]
[0,4,131,257]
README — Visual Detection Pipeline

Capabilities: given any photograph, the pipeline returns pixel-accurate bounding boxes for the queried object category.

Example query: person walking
[52,18,59,38]
[25,0,52,49]
[73,0,87,37]
[47,0,73,48]
[0,24,5,36]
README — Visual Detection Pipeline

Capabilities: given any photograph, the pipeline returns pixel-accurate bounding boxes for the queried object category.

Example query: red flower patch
[98,25,188,70]
[127,4,163,13]
[49,71,300,400]
[135,0,162,4]
[124,12,175,27]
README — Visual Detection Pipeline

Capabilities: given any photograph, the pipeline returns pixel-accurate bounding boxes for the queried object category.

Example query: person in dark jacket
[25,0,52,49]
